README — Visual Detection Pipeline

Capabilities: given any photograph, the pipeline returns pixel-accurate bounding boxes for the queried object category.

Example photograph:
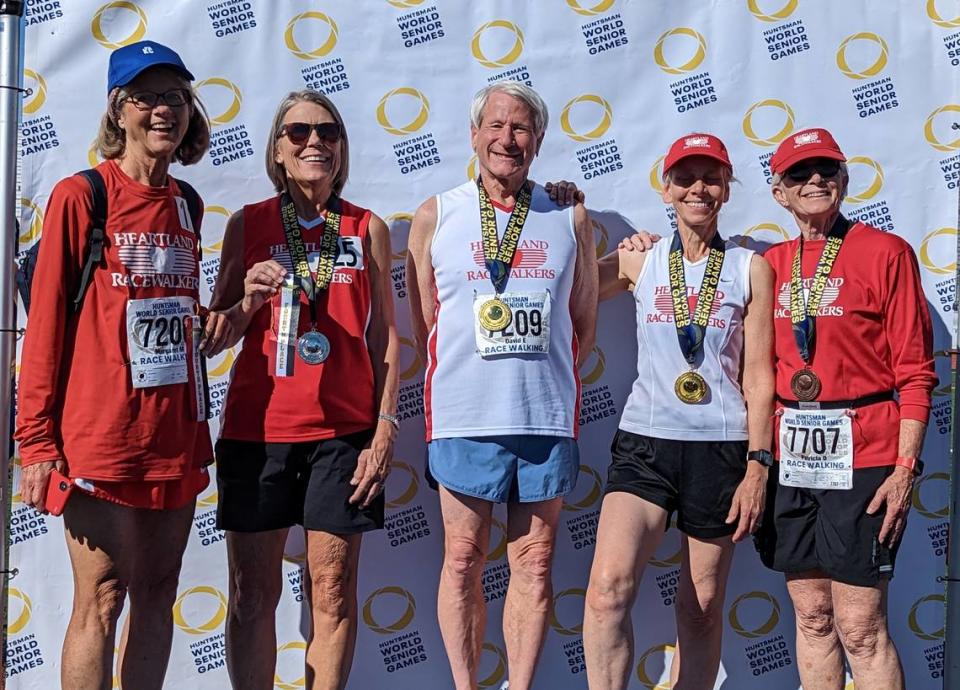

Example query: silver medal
[297,331,330,364]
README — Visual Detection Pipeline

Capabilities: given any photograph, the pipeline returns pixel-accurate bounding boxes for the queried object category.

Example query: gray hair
[469,81,548,140]
[770,161,848,187]
[264,90,350,195]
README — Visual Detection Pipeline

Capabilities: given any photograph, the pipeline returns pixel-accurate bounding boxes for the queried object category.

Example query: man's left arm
[570,202,599,366]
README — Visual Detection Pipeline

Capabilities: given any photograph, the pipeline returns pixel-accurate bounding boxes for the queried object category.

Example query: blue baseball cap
[107,40,194,94]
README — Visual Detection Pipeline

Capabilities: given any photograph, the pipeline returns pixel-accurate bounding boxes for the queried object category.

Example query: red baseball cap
[662,133,732,174]
[770,128,846,175]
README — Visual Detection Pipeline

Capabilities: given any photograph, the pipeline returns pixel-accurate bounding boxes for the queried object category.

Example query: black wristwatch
[747,449,774,468]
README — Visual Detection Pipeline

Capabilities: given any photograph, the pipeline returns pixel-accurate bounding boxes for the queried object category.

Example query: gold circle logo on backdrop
[919,227,957,276]
[578,346,606,385]
[377,87,430,136]
[467,154,479,181]
[362,586,417,634]
[22,69,47,115]
[924,104,960,152]
[728,591,781,638]
[196,481,218,509]
[844,156,884,204]
[743,223,790,242]
[201,205,231,255]
[746,0,798,22]
[560,94,613,142]
[563,464,603,512]
[653,27,707,75]
[835,32,889,80]
[912,472,949,519]
[549,588,586,635]
[649,155,666,194]
[387,0,425,7]
[908,594,946,640]
[398,336,424,380]
[386,212,414,261]
[172,585,227,635]
[385,461,420,509]
[8,588,32,635]
[274,641,307,690]
[194,78,242,127]
[478,642,508,688]
[927,0,960,27]
[88,139,105,168]
[592,219,609,257]
[19,198,44,245]
[487,518,508,562]
[567,0,616,16]
[207,347,236,379]
[741,99,796,147]
[284,11,339,61]
[91,1,147,50]
[471,20,525,69]
[636,643,675,690]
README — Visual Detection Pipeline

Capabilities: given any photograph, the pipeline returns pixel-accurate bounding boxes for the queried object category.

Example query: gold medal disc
[674,371,708,404]
[478,298,512,332]
[790,369,821,402]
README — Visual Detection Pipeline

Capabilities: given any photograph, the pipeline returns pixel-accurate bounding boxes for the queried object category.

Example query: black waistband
[777,390,895,410]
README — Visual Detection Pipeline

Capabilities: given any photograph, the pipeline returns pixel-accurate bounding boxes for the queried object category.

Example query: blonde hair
[96,75,210,166]
[264,90,350,195]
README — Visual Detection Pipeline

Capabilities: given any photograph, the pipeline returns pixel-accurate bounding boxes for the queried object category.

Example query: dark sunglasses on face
[280,121,342,145]
[784,159,841,183]
[124,89,191,110]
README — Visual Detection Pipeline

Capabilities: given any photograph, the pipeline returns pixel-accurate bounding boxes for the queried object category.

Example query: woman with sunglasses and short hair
[202,90,399,689]
[756,128,936,690]
[15,41,212,690]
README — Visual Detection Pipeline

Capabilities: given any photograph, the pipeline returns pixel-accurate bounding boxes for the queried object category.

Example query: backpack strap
[72,169,108,313]
[171,176,203,259]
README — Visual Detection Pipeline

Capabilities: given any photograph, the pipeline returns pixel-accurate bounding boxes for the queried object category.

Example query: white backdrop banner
[7,1,958,688]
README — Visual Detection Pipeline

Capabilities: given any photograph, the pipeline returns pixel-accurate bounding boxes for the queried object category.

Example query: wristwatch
[747,449,774,468]
[895,455,924,476]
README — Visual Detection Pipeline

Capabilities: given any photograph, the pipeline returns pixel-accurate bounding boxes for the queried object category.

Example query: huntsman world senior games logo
[837,32,899,119]
[6,587,45,678]
[472,19,531,86]
[742,99,795,182]
[363,586,430,674]
[636,643,675,690]
[654,28,716,114]
[21,69,60,158]
[572,0,629,57]
[378,88,441,176]
[909,593,947,680]
[729,591,794,678]
[562,95,623,182]
[91,1,146,49]
[285,11,352,93]
[752,0,808,61]
[173,586,228,675]
[195,77,254,169]
[844,155,894,232]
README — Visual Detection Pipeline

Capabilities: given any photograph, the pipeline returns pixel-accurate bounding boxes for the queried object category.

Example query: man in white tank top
[406,81,598,690]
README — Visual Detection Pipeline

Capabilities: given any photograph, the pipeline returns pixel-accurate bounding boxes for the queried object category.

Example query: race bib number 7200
[778,407,854,490]
[126,296,195,388]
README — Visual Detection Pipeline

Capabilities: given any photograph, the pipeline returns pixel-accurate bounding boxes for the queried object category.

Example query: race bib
[473,290,551,357]
[778,407,854,490]
[126,296,195,389]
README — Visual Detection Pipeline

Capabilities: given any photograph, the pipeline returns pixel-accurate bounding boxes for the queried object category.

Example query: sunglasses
[784,160,841,182]
[280,121,342,145]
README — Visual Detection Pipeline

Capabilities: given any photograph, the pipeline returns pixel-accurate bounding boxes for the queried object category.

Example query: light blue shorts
[427,435,580,504]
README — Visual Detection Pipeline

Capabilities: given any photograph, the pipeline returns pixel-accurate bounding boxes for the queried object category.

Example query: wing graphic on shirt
[118,246,195,276]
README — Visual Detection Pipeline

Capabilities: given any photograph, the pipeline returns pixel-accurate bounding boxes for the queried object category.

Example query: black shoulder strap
[72,168,108,313]
[172,176,203,259]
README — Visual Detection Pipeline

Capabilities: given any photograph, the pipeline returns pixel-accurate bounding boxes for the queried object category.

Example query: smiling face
[274,100,342,194]
[772,156,846,221]
[470,91,541,185]
[662,156,730,231]
[115,67,191,162]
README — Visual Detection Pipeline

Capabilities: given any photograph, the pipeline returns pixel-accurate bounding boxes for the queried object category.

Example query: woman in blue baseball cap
[15,40,212,690]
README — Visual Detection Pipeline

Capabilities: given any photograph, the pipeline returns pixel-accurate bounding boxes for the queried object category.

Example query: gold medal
[675,371,708,404]
[478,298,512,332]
[790,369,821,401]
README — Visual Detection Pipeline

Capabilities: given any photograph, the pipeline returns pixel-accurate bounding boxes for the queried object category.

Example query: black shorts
[755,466,898,587]
[605,430,748,539]
[215,430,384,534]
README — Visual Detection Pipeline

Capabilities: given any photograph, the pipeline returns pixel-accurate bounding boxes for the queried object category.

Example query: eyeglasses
[124,89,191,111]
[784,160,841,183]
[280,122,342,145]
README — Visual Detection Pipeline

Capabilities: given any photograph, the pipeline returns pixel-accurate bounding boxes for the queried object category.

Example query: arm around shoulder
[571,203,598,361]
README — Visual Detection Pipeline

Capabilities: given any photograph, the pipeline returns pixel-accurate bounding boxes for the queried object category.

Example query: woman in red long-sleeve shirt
[15,41,212,690]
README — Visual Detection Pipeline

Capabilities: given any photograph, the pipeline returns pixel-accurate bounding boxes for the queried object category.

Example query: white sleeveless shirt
[619,236,754,441]
[424,180,579,440]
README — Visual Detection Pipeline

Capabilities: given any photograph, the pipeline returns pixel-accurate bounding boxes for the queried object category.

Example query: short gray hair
[470,81,548,140]
[264,90,350,195]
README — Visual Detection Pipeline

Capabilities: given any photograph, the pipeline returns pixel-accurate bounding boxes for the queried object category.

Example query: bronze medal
[790,368,821,401]
[478,298,512,332]
[674,371,708,404]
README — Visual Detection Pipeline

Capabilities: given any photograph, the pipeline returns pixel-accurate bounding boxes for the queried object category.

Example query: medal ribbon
[668,231,726,365]
[789,215,850,362]
[477,178,532,294]
[279,193,343,327]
